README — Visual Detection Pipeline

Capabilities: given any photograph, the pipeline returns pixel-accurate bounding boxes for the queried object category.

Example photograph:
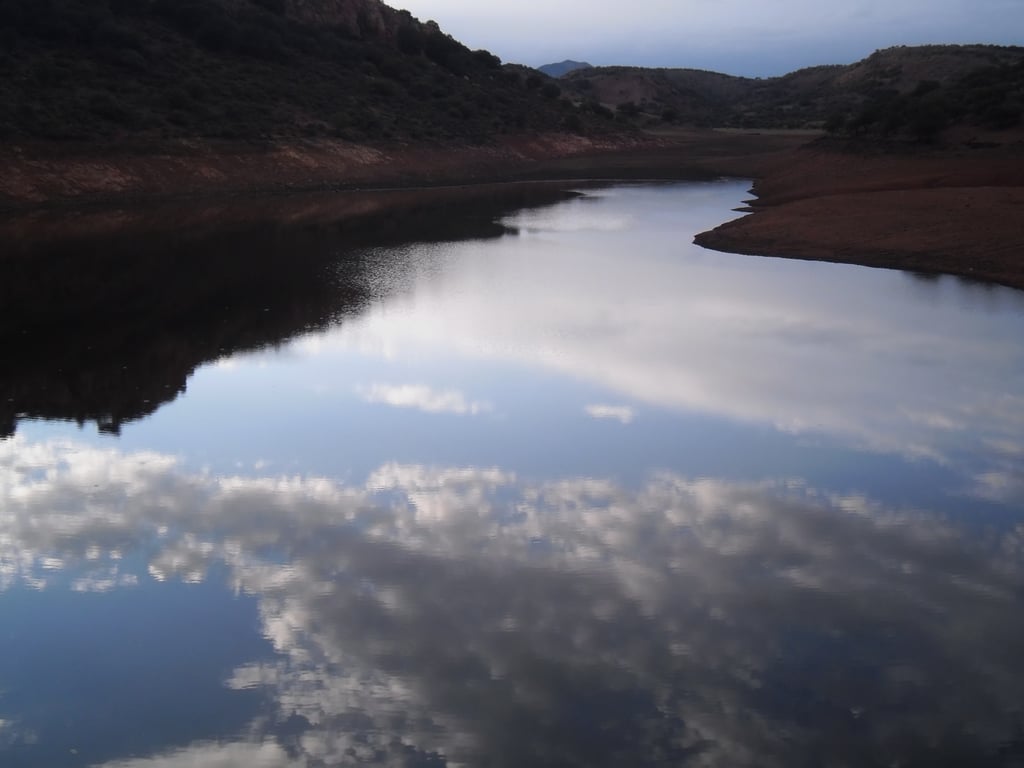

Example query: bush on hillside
[0,0,609,141]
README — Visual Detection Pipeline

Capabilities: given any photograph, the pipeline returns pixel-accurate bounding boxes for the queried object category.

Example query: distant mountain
[539,60,593,78]
[0,0,614,142]
[559,44,1024,137]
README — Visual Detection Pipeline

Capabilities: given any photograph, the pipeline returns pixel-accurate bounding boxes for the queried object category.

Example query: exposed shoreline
[0,129,802,244]
[694,137,1024,292]
[3,130,1023,292]
[0,130,802,212]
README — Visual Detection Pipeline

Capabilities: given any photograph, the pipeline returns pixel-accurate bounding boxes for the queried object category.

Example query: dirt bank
[0,130,806,211]
[695,136,1024,291]
[7,129,1022,291]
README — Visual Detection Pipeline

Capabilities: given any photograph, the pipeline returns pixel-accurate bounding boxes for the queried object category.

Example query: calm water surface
[2,182,1024,767]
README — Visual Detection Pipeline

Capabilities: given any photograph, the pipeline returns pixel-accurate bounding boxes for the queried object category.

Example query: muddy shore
[0,130,802,211]
[694,135,1024,291]
[0,128,804,244]
[4,129,1023,292]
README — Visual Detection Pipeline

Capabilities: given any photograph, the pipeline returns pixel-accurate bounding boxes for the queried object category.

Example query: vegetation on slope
[557,45,1024,139]
[831,55,1024,140]
[0,0,614,142]
[2,1,1020,150]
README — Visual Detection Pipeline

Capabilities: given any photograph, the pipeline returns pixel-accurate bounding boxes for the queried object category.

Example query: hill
[539,60,593,78]
[4,8,1019,148]
[559,45,1024,136]
[832,48,1024,139]
[0,0,613,142]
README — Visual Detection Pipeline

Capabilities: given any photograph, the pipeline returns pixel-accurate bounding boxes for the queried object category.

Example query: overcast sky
[393,0,1024,76]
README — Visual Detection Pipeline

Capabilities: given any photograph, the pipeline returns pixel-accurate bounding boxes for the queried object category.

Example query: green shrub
[823,112,846,133]
[396,23,423,55]
[472,49,500,69]
[907,98,949,140]
[89,91,134,124]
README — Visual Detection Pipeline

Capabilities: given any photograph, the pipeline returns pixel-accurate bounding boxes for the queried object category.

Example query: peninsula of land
[694,134,1024,291]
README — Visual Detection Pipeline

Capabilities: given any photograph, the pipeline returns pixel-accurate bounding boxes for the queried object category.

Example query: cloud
[319,184,1024,488]
[972,470,1024,504]
[395,0,1024,74]
[99,742,299,768]
[70,571,138,593]
[585,404,635,424]
[5,437,1024,767]
[357,383,492,415]
[502,203,634,234]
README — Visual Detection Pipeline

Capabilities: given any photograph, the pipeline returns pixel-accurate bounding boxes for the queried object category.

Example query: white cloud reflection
[310,184,1024,487]
[358,383,493,416]
[1,436,1023,767]
[100,742,298,768]
[585,404,635,424]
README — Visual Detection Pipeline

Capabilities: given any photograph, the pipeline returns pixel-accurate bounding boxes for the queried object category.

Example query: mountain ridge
[538,60,593,78]
[560,44,1024,135]
[2,0,1020,145]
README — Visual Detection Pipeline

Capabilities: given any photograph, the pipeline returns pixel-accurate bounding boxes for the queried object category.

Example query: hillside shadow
[0,183,582,437]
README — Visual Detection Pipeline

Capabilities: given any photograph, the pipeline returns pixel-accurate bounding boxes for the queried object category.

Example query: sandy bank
[695,138,1024,291]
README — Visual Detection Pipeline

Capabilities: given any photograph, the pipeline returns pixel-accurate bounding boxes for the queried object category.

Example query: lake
[2,180,1024,767]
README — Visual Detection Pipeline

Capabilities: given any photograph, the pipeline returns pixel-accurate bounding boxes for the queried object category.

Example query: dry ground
[4,129,1023,292]
[0,130,806,210]
[695,133,1024,291]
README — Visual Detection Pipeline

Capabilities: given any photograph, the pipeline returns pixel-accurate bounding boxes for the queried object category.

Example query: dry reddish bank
[695,138,1024,291]
[10,129,1021,293]
[0,130,806,210]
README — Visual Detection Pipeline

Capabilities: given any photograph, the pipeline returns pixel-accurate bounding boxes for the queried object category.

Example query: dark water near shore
[2,181,1024,767]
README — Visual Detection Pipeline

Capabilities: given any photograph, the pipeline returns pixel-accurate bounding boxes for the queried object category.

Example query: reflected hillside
[0,184,580,437]
[2,437,1023,767]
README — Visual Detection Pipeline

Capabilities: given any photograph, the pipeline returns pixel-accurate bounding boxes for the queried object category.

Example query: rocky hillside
[0,0,613,142]
[559,45,1024,137]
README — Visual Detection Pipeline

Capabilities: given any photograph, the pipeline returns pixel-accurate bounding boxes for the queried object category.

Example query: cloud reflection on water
[1,436,1023,767]
[297,184,1024,492]
[357,383,493,416]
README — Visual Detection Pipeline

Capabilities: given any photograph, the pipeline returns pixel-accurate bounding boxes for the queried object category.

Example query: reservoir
[2,181,1024,767]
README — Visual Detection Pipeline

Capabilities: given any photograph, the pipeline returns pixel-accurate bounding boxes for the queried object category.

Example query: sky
[393,0,1024,76]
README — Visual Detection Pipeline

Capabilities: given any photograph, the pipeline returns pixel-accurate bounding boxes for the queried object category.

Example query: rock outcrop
[285,0,404,40]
